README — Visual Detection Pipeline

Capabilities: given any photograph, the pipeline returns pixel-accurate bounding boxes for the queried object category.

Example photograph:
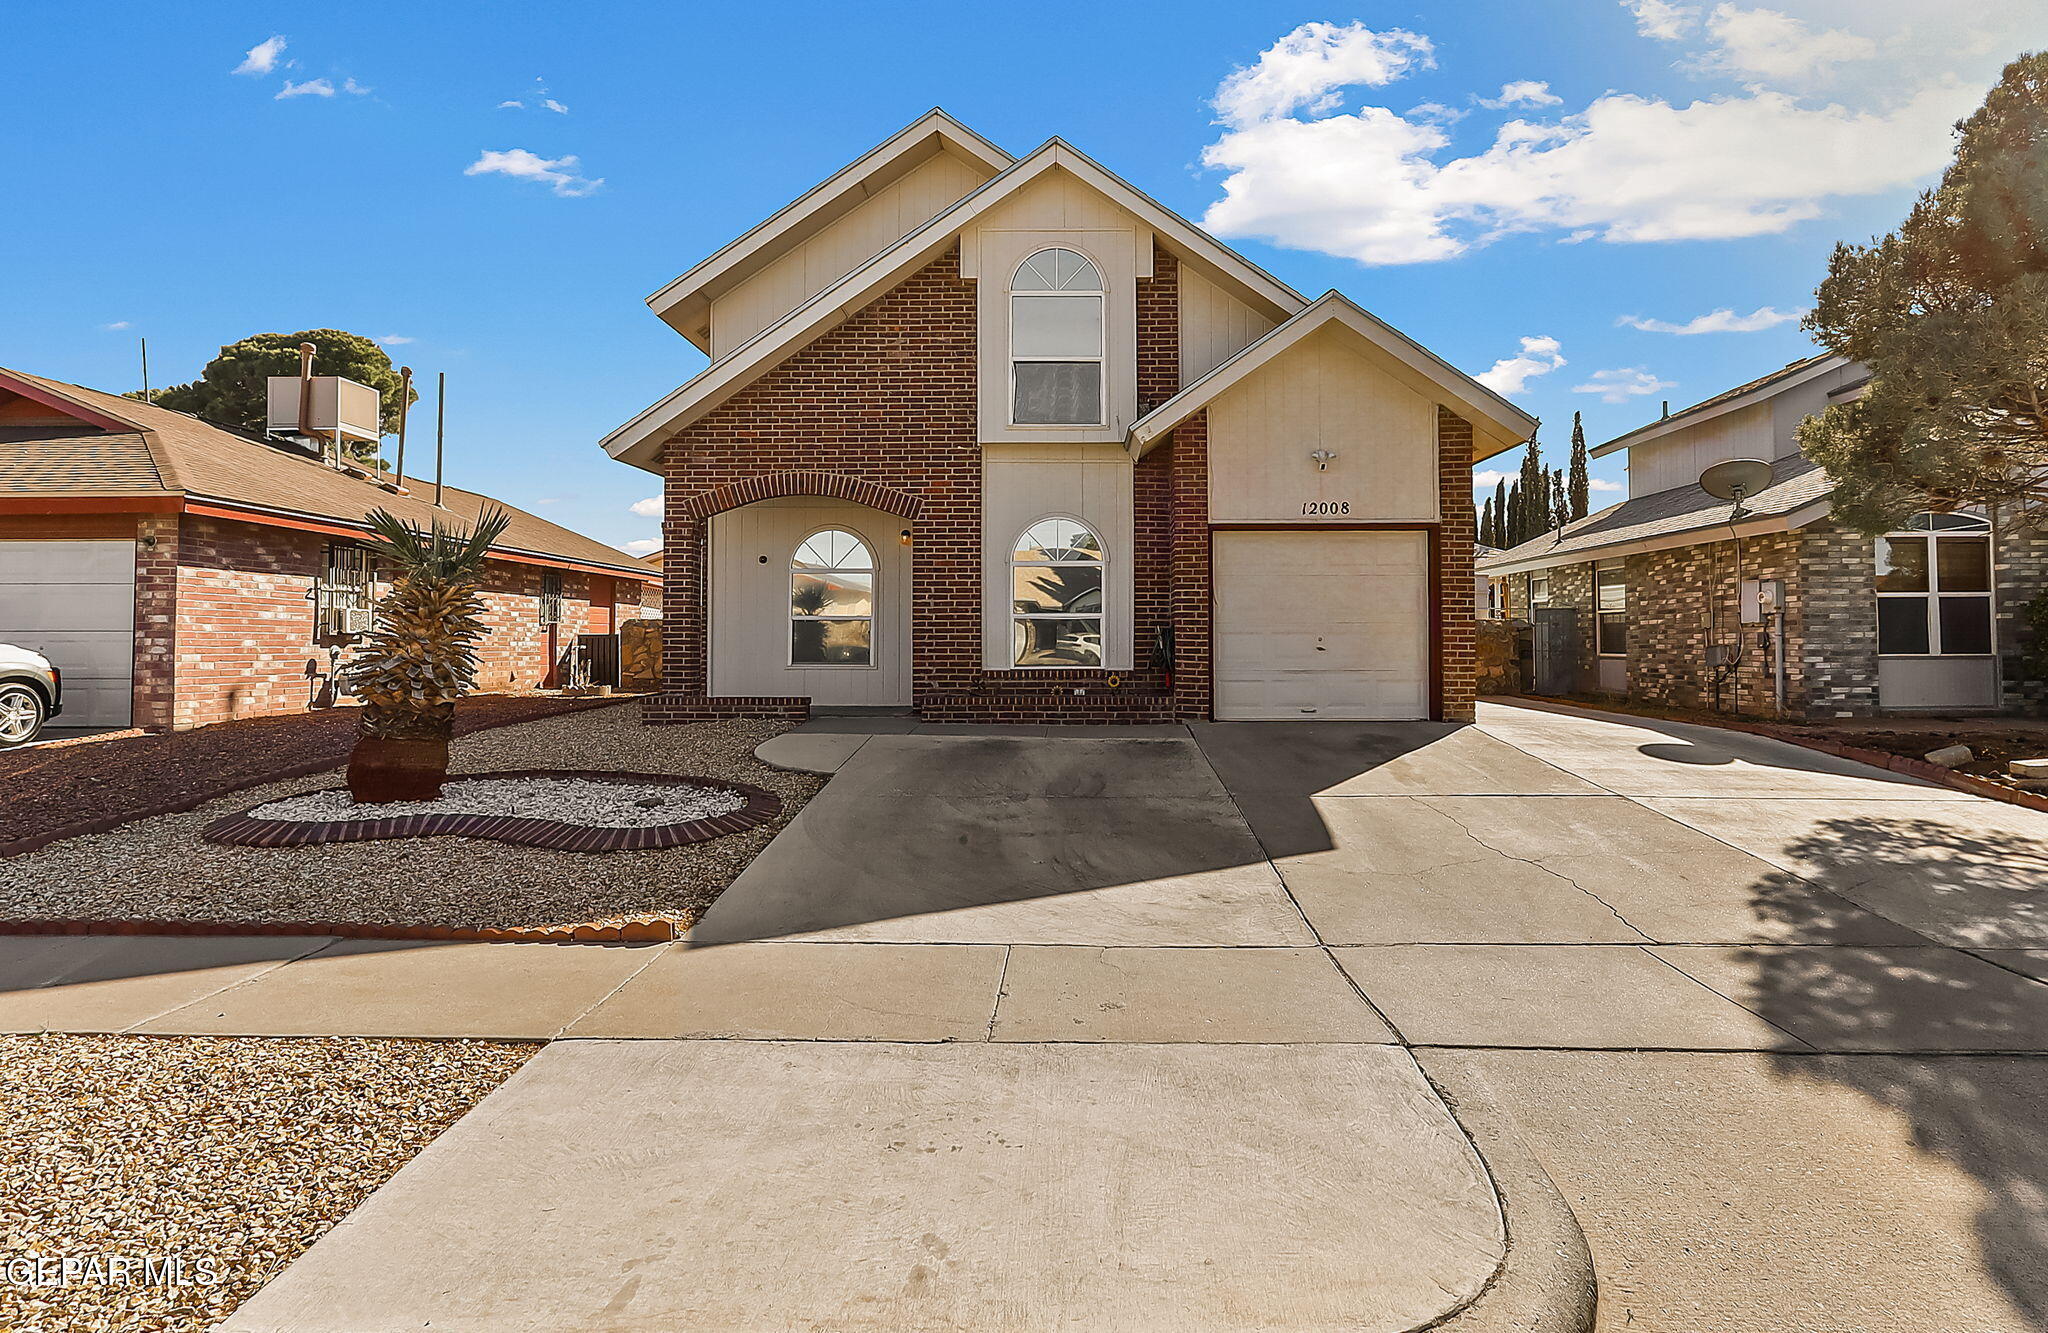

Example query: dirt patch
[0,695,629,855]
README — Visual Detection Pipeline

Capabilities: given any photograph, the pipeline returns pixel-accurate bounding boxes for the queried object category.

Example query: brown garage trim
[1206,523,1445,722]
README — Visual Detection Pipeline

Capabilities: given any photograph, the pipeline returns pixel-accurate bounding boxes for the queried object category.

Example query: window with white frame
[1875,512,1993,656]
[791,529,874,666]
[1595,561,1626,657]
[1530,572,1552,605]
[1010,248,1103,426]
[319,542,376,614]
[1012,517,1103,667]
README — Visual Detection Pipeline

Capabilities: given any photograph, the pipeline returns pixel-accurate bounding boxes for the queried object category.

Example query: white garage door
[0,540,136,727]
[1213,529,1430,721]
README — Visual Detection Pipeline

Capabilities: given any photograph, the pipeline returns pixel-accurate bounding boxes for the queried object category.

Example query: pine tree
[1567,412,1590,520]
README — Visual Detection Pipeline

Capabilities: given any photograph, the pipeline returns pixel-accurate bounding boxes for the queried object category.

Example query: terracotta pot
[347,735,453,803]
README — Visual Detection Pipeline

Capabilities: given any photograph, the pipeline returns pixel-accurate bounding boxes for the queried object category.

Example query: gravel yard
[0,1032,531,1333]
[250,776,748,827]
[0,707,822,932]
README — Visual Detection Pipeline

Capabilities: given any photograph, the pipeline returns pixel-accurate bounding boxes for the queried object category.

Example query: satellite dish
[1698,458,1774,516]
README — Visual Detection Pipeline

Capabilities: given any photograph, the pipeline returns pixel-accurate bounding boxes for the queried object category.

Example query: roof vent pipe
[297,342,317,448]
[1661,400,1670,419]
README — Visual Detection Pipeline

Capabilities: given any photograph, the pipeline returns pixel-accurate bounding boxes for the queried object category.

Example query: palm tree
[345,506,512,802]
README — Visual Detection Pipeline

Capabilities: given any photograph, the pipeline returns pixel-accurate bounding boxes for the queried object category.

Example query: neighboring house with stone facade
[601,110,1535,725]
[1479,354,2045,717]
[0,367,657,731]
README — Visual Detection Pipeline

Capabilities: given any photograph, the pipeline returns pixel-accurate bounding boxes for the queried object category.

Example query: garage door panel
[1213,530,1431,722]
[0,540,136,727]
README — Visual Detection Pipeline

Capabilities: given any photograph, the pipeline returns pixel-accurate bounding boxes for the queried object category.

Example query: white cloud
[1475,335,1567,396]
[1472,469,1514,490]
[1589,477,1626,491]
[276,78,335,100]
[497,100,524,109]
[1702,5,1876,82]
[464,148,603,197]
[541,98,569,115]
[1478,80,1563,110]
[1214,21,1433,127]
[629,497,663,518]
[235,35,286,76]
[1625,0,1699,41]
[1618,304,1805,333]
[375,335,414,345]
[100,320,130,331]
[1574,367,1677,403]
[343,77,372,96]
[623,538,661,555]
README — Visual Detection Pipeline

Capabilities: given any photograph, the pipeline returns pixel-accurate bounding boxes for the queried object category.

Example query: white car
[0,643,62,747]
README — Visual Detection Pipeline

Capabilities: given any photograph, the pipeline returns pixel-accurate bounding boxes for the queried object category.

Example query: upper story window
[1875,511,1992,656]
[1010,248,1103,426]
[791,528,874,666]
[1012,517,1103,667]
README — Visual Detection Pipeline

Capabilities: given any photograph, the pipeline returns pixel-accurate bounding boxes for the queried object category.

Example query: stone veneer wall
[1995,514,2048,714]
[1794,520,1883,716]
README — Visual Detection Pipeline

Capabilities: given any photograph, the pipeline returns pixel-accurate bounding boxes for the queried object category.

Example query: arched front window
[1011,248,1104,426]
[1876,511,1992,656]
[1012,517,1103,667]
[791,529,873,666]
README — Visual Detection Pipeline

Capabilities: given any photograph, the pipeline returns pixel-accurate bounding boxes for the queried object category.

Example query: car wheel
[0,683,47,747]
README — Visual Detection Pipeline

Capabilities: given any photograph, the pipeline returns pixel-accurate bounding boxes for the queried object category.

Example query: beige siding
[710,150,993,358]
[1625,402,1776,496]
[980,445,1134,670]
[1206,326,1439,525]
[707,498,911,706]
[1179,267,1277,386]
[959,166,1148,445]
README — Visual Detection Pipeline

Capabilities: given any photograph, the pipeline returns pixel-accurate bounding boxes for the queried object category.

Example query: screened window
[1012,517,1103,667]
[1595,561,1627,657]
[1876,512,1992,656]
[539,570,564,627]
[1011,248,1104,426]
[319,542,376,613]
[791,529,874,666]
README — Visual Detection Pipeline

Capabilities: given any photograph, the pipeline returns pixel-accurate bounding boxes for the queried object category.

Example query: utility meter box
[1740,578,1783,625]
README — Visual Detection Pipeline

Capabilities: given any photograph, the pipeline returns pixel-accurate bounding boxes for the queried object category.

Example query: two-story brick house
[602,111,1535,725]
[1479,354,2048,717]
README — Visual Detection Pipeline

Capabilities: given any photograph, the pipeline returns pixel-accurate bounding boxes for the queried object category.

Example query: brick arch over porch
[674,471,925,523]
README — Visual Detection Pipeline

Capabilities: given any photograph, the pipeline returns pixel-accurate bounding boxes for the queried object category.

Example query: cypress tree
[1515,440,1545,545]
[1506,480,1524,546]
[1479,496,1495,548]
[1552,467,1570,530]
[1492,478,1509,546]
[1567,412,1590,520]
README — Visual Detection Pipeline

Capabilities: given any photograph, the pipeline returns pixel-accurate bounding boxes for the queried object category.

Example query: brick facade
[1435,409,1478,724]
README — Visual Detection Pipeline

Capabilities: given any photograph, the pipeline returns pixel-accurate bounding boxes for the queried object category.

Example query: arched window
[1012,517,1103,667]
[1011,248,1103,426]
[791,529,873,666]
[1876,511,1992,656]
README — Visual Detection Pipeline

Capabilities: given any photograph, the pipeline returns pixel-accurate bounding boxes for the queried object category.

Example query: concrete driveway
[39,698,2048,1331]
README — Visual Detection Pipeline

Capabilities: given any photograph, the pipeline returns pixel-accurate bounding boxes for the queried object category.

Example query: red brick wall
[1436,409,1478,723]
[1167,413,1213,720]
[660,247,982,704]
[132,514,179,730]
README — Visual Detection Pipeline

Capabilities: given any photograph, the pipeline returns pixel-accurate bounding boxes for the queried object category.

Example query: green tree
[138,330,417,464]
[1799,53,2048,533]
[1492,478,1509,546]
[1479,496,1495,548]
[345,506,512,802]
[1567,412,1591,520]
[1506,480,1523,546]
[1552,467,1570,530]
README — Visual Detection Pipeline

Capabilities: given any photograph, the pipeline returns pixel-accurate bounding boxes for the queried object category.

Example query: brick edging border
[0,697,637,861]
[1504,694,2048,816]
[202,770,782,852]
[0,914,681,944]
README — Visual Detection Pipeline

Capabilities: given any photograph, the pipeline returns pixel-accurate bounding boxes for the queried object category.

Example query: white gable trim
[1589,355,1851,458]
[646,110,1014,349]
[1127,292,1538,462]
[601,139,1312,473]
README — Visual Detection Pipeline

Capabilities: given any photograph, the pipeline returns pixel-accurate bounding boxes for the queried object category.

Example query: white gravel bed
[252,776,747,828]
[0,706,822,931]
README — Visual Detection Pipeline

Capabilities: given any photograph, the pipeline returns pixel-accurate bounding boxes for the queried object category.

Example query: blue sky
[4,1,2038,552]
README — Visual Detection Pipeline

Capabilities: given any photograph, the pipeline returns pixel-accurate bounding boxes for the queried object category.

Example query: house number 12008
[1300,501,1352,516]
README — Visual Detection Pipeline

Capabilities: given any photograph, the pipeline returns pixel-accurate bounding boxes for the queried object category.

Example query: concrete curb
[1419,1058,1599,1333]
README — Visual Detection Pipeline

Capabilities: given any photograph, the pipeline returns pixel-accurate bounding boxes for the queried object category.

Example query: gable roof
[1589,353,1847,458]
[647,109,1014,351]
[1127,291,1538,461]
[0,369,654,580]
[602,134,1312,473]
[1476,454,1834,575]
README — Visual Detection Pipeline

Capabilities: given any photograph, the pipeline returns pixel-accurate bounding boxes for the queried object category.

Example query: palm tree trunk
[348,702,456,802]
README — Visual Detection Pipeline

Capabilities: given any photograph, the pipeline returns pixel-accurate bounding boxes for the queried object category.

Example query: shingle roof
[1477,454,1833,573]
[1,369,653,578]
[0,431,168,494]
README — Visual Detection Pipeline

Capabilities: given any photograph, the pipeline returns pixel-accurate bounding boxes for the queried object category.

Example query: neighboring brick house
[0,367,657,731]
[1480,354,2048,717]
[600,111,1534,725]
